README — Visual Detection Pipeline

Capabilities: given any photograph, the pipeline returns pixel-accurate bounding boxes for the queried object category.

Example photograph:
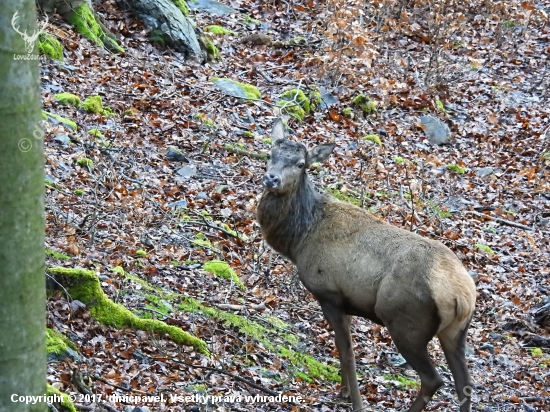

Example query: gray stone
[189,0,237,15]
[177,164,197,178]
[213,78,254,99]
[419,115,451,145]
[477,167,494,177]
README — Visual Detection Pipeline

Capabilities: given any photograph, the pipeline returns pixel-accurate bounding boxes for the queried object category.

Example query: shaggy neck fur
[257,172,325,262]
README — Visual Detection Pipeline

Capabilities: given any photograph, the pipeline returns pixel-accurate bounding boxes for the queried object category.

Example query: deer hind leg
[438,318,473,412]
[320,304,363,410]
[385,321,444,412]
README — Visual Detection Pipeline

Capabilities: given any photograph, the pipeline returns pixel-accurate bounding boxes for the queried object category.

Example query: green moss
[212,78,261,100]
[352,94,377,114]
[46,249,71,260]
[278,346,340,382]
[280,89,311,112]
[67,4,124,53]
[262,138,272,145]
[244,131,254,138]
[384,374,421,389]
[43,112,77,130]
[475,243,496,255]
[46,328,76,355]
[243,14,262,25]
[309,90,322,110]
[426,201,451,218]
[46,385,77,412]
[136,249,147,256]
[74,189,83,195]
[447,164,466,174]
[88,128,103,138]
[200,34,221,61]
[194,112,216,127]
[172,0,189,15]
[39,33,63,61]
[277,100,305,121]
[55,93,81,107]
[46,267,208,354]
[530,348,543,357]
[363,134,382,146]
[203,260,244,290]
[328,188,360,206]
[205,25,236,36]
[191,233,222,253]
[82,95,115,116]
[342,107,353,117]
[393,156,404,163]
[76,157,93,169]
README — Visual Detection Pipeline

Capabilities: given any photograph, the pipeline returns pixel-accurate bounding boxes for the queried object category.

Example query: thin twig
[464,210,533,230]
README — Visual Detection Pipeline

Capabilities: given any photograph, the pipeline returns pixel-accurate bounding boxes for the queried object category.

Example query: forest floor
[42,1,549,411]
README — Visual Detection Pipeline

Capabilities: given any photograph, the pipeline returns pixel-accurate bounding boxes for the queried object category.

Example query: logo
[11,11,48,55]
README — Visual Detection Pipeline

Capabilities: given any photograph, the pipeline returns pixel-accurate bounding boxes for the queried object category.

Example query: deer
[257,119,476,412]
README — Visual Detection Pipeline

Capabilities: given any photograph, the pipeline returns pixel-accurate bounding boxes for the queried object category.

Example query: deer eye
[297,161,305,169]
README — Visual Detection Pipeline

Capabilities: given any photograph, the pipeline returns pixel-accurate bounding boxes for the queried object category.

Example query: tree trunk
[0,1,46,411]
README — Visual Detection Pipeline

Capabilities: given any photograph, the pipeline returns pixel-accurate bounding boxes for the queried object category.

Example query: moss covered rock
[199,34,221,61]
[363,134,382,146]
[82,95,115,116]
[55,93,81,107]
[47,267,209,354]
[276,89,312,121]
[352,94,377,114]
[39,33,63,61]
[43,111,77,130]
[203,260,244,289]
[67,4,124,53]
[212,78,261,100]
[47,328,81,362]
[172,0,190,15]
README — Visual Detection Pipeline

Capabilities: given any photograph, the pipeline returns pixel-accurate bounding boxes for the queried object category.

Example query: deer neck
[257,175,324,261]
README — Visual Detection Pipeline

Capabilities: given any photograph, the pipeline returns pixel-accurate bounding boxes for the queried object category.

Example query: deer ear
[307,143,335,167]
[271,119,285,141]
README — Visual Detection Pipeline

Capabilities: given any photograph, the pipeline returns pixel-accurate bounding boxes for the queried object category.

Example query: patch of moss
[309,90,322,110]
[392,156,405,164]
[136,249,147,256]
[205,25,236,36]
[352,94,377,114]
[363,134,382,146]
[67,3,124,53]
[191,233,222,253]
[39,33,63,61]
[262,138,272,145]
[82,95,115,116]
[447,164,466,174]
[475,243,496,255]
[46,385,77,412]
[277,100,305,121]
[194,112,216,128]
[278,346,340,382]
[88,128,103,138]
[213,78,261,100]
[74,189,83,195]
[46,249,71,260]
[203,260,244,290]
[243,14,262,26]
[76,157,93,169]
[279,88,311,112]
[46,267,208,354]
[172,0,189,15]
[46,328,76,356]
[244,131,254,138]
[530,347,543,357]
[342,107,353,117]
[43,111,77,130]
[200,34,221,61]
[384,374,421,389]
[55,93,81,107]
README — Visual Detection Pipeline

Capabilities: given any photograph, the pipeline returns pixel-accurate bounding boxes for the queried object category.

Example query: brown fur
[257,120,476,412]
